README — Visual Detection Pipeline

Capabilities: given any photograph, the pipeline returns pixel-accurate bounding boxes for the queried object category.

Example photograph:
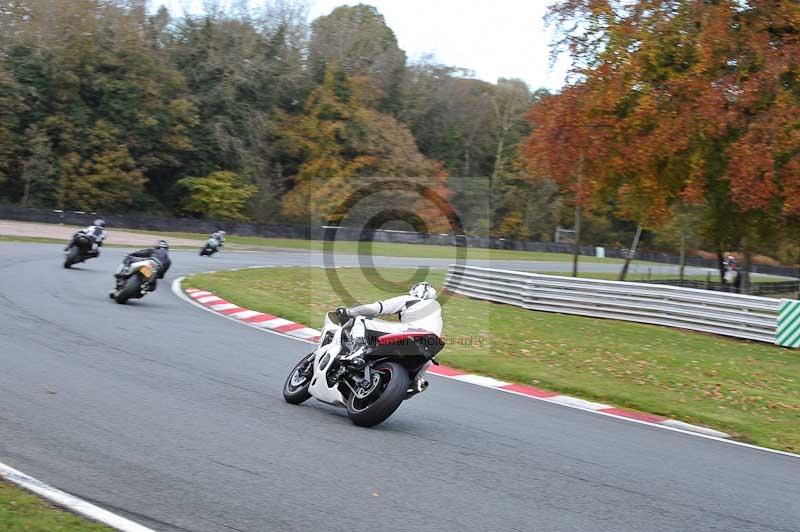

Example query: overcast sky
[158,0,570,90]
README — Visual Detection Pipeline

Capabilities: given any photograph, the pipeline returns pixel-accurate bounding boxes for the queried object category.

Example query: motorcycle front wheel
[283,353,314,404]
[114,275,142,304]
[346,362,409,427]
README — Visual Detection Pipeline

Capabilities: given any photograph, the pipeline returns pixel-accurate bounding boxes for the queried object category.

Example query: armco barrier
[444,265,790,345]
[777,300,800,348]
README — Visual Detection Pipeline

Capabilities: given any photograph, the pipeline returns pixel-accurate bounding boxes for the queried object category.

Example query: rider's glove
[336,306,350,325]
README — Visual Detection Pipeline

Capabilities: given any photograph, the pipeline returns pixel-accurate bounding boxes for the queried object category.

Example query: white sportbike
[283,311,444,427]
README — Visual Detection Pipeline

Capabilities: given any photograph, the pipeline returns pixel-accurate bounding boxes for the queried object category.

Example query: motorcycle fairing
[308,326,347,406]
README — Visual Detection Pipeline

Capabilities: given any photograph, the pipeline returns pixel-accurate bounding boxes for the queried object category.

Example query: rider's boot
[343,338,368,368]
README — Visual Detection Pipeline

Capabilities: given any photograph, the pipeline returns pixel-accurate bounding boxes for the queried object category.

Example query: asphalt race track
[1,242,798,532]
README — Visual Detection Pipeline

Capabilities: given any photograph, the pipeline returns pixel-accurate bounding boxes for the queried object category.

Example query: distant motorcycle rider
[211,230,226,248]
[120,240,171,291]
[66,219,107,257]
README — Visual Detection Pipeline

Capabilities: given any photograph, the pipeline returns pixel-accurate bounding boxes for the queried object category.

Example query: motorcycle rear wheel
[346,362,409,427]
[63,247,80,269]
[283,353,314,404]
[115,275,142,305]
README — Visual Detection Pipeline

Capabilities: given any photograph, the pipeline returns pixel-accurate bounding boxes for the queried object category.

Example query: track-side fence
[444,265,796,346]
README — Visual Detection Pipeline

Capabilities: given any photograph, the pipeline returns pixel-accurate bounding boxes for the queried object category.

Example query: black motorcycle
[63,233,96,268]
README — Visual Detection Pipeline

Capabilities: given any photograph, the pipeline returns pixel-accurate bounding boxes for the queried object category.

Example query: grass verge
[0,480,112,531]
[123,228,643,263]
[0,235,65,245]
[186,266,800,452]
[0,235,195,250]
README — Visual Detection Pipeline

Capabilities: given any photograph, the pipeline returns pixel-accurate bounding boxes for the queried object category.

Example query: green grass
[0,235,196,250]
[123,227,643,263]
[0,481,112,531]
[186,266,800,452]
[0,235,66,245]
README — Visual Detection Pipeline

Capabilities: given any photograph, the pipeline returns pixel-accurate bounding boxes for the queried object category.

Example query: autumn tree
[278,67,447,229]
[532,0,800,285]
[57,121,146,211]
[178,171,257,221]
[524,85,614,275]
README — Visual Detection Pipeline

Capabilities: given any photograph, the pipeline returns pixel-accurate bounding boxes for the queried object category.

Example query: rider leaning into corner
[114,240,172,294]
[337,282,442,390]
[66,218,108,257]
[211,230,226,248]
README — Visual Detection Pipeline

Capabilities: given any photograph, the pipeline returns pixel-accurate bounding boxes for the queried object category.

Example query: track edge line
[0,462,156,532]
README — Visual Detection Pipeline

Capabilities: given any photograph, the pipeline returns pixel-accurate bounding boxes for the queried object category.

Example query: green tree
[19,125,55,207]
[57,121,146,211]
[277,67,444,225]
[170,8,309,213]
[0,0,197,210]
[495,177,562,240]
[309,4,406,111]
[0,68,22,192]
[178,171,257,220]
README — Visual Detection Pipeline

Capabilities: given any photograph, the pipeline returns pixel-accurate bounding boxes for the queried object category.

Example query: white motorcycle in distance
[283,311,445,427]
[109,255,161,304]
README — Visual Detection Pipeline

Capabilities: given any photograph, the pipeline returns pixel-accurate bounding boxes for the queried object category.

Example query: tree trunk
[741,246,752,295]
[679,233,686,284]
[572,203,581,277]
[490,133,505,222]
[618,225,642,281]
[717,250,726,285]
[21,177,31,208]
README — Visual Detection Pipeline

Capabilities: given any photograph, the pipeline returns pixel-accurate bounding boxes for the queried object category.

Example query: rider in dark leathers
[121,240,171,291]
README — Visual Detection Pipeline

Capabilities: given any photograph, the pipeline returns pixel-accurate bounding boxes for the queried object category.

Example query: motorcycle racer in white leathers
[341,282,442,340]
[337,282,442,393]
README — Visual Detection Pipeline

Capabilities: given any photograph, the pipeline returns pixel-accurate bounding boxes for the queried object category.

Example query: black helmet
[94,218,106,227]
[156,239,169,250]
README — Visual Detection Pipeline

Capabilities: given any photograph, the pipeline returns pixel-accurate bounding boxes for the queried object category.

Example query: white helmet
[409,282,437,300]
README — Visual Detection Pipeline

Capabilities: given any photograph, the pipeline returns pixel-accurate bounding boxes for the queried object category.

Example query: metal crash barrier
[444,265,792,345]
